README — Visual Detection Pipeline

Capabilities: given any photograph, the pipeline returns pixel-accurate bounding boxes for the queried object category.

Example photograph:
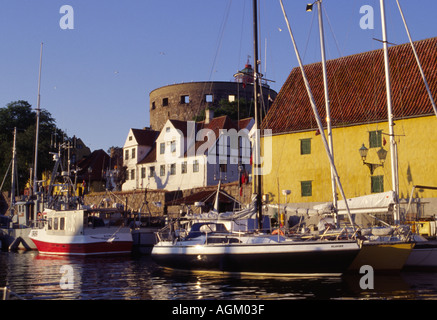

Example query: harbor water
[1,251,437,301]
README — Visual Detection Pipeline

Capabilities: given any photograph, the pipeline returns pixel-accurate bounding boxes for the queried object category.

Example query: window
[181,161,187,174]
[166,127,170,132]
[129,136,133,141]
[369,130,382,148]
[301,181,312,197]
[160,164,165,176]
[371,175,384,193]
[132,148,136,159]
[149,166,155,177]
[162,98,168,106]
[170,140,176,153]
[220,164,227,173]
[228,94,235,102]
[48,218,52,230]
[193,160,199,173]
[205,94,213,103]
[151,101,156,110]
[160,142,165,154]
[300,139,311,155]
[180,95,189,104]
[141,167,146,179]
[60,217,65,231]
[125,149,129,160]
[170,163,176,175]
[54,217,58,230]
[131,169,135,180]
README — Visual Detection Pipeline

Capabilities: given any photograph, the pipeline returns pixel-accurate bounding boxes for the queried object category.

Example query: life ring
[272,229,284,236]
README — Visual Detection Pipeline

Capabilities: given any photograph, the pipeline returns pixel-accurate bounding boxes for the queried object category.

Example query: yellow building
[261,37,437,217]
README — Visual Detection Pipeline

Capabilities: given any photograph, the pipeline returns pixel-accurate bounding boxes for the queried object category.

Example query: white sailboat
[151,0,361,276]
[0,127,37,251]
[279,0,414,273]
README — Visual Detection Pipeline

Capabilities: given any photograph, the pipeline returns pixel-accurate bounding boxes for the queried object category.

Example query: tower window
[181,95,190,104]
[205,94,213,103]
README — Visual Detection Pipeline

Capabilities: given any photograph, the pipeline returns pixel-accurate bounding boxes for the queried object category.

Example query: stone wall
[84,181,253,217]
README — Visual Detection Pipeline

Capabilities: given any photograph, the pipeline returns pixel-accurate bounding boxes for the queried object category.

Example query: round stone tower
[149,65,277,131]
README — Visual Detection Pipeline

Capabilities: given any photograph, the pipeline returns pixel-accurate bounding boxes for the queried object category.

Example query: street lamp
[359,144,387,174]
[282,189,291,204]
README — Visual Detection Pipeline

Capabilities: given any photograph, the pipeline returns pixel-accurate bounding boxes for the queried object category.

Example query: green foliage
[0,100,67,193]
[193,98,253,122]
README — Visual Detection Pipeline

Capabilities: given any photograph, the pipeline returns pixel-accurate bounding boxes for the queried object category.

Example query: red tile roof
[189,115,253,156]
[262,37,437,134]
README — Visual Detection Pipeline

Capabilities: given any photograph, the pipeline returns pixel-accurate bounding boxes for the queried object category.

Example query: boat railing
[2,286,25,300]
[155,223,177,243]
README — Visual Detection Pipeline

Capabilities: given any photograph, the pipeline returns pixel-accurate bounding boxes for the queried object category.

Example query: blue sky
[1,0,436,152]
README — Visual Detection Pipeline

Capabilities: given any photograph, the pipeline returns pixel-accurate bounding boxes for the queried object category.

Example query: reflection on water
[1,251,437,300]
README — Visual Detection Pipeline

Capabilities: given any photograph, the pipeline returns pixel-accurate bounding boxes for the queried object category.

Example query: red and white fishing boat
[29,208,132,256]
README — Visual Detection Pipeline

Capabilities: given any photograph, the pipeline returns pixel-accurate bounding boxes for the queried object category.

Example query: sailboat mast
[279,0,355,231]
[380,0,400,224]
[395,0,437,118]
[252,0,263,230]
[10,127,17,217]
[316,1,337,212]
[33,42,43,198]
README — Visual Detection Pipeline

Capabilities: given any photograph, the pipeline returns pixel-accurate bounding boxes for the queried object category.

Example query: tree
[0,100,67,194]
[193,98,253,122]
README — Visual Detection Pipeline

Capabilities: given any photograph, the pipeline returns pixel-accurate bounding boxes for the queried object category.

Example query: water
[1,251,437,301]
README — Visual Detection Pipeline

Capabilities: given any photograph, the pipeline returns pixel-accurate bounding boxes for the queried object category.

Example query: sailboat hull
[348,242,414,272]
[404,240,437,270]
[152,240,360,276]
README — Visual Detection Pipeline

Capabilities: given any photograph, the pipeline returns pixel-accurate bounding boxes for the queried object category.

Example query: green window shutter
[301,181,312,197]
[371,175,384,193]
[369,130,382,148]
[300,139,311,155]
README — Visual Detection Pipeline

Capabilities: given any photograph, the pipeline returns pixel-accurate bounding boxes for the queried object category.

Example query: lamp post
[88,167,92,193]
[359,144,388,174]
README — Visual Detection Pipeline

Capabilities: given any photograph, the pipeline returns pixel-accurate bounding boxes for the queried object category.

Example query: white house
[122,113,254,191]
[122,128,159,190]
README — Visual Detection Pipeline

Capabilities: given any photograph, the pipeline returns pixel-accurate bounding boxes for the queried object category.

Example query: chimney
[205,108,214,124]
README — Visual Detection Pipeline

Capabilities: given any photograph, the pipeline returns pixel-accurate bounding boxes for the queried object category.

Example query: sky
[1,0,436,152]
